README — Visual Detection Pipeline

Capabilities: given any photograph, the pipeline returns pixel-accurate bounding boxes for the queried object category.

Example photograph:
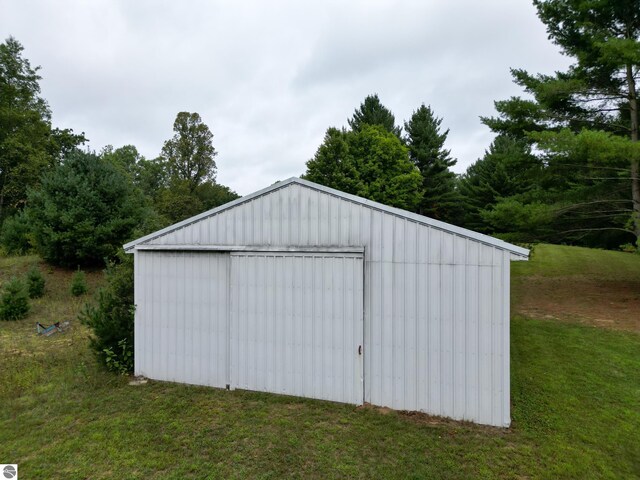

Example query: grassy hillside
[512,244,640,332]
[1,246,639,479]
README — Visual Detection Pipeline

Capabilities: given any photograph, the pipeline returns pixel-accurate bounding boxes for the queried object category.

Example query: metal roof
[124,177,529,257]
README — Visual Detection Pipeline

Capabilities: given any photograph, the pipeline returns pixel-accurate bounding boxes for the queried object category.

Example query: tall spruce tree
[348,94,402,138]
[404,104,460,222]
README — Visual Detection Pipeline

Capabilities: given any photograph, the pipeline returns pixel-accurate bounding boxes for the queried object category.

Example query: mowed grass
[1,247,639,479]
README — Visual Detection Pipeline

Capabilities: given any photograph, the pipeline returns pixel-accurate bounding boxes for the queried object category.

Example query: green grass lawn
[512,243,640,280]
[1,247,639,479]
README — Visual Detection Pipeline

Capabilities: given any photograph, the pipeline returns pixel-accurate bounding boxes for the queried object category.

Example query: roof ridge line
[124,177,529,257]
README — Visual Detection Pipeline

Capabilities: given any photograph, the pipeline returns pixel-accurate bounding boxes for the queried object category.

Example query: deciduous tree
[161,112,217,192]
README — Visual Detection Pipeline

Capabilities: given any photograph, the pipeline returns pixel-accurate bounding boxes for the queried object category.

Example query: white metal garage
[125,177,528,427]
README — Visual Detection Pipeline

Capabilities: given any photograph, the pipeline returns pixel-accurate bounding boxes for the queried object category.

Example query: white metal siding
[229,252,364,405]
[134,251,229,388]
[134,182,513,427]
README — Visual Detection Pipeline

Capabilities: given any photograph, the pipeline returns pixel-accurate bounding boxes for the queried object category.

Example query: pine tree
[404,105,460,222]
[348,94,402,138]
[458,135,542,231]
[483,0,640,245]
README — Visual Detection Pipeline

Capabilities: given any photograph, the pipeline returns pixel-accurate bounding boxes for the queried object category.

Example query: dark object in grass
[0,277,30,321]
[27,266,46,298]
[36,321,69,336]
[71,270,88,296]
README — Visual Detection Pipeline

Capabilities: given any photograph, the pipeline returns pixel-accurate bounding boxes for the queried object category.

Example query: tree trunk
[626,64,640,245]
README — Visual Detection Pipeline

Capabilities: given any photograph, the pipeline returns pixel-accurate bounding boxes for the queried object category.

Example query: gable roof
[124,177,529,257]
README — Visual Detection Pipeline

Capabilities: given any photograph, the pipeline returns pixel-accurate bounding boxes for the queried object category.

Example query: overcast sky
[2,0,571,195]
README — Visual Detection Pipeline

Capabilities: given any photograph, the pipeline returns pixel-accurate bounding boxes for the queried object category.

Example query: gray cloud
[2,0,570,195]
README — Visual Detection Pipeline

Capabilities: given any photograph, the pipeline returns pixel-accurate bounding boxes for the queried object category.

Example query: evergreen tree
[348,94,402,138]
[404,104,460,222]
[27,150,148,267]
[482,0,640,246]
[458,135,543,231]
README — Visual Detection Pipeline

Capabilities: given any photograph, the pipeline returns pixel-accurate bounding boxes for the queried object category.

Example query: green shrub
[79,253,134,372]
[0,278,30,321]
[71,270,88,296]
[26,149,148,267]
[104,339,134,375]
[26,266,45,298]
[0,211,33,255]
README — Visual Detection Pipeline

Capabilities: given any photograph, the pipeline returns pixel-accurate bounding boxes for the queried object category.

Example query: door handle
[358,345,362,355]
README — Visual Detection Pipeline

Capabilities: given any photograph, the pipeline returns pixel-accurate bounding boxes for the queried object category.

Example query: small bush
[71,270,88,296]
[0,278,30,321]
[26,267,46,298]
[79,253,134,372]
[0,211,33,255]
[104,339,134,375]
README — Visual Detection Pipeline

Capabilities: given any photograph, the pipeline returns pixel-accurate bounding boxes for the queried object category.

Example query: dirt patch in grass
[512,275,640,332]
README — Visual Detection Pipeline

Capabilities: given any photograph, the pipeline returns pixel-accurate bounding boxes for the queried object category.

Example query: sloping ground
[0,249,639,479]
[512,244,640,332]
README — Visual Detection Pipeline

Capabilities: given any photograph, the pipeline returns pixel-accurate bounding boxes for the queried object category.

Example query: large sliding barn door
[229,252,364,405]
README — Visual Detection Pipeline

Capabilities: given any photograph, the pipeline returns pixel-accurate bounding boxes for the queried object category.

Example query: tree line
[0,37,238,266]
[304,0,640,252]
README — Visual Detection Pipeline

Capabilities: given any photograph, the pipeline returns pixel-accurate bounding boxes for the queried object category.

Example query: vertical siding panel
[176,254,186,383]
[428,229,441,415]
[303,255,313,396]
[133,252,141,374]
[290,185,300,246]
[169,254,176,381]
[152,254,162,379]
[368,260,381,405]
[403,260,417,411]
[381,259,393,407]
[294,256,303,394]
[491,248,503,426]
[466,240,479,421]
[145,253,153,377]
[441,233,454,418]
[319,192,329,245]
[329,196,341,245]
[416,226,429,412]
[300,187,310,246]
[404,222,417,411]
[312,256,322,398]
[502,250,511,427]
[392,261,404,409]
[453,236,467,419]
[478,245,494,424]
